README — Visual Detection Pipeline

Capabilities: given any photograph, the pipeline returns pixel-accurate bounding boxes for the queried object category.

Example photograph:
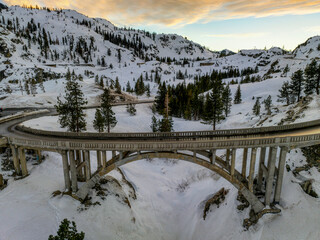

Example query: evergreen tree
[48,218,84,240]
[115,77,121,94]
[100,88,117,133]
[126,81,132,92]
[203,78,224,130]
[253,98,261,116]
[55,76,87,132]
[278,81,293,105]
[150,115,158,132]
[290,69,304,102]
[304,60,319,95]
[93,109,104,132]
[158,117,173,132]
[234,85,242,104]
[263,95,272,115]
[126,103,137,116]
[222,84,232,117]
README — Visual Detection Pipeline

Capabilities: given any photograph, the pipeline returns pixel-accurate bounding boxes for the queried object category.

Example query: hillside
[0,6,319,108]
[0,5,320,240]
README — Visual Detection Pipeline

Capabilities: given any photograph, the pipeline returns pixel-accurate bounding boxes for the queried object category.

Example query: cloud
[206,32,268,38]
[3,0,320,27]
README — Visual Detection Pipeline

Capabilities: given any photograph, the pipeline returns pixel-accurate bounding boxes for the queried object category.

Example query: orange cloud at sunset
[3,0,320,26]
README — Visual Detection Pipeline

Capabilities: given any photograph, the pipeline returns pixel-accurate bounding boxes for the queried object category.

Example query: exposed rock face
[203,188,229,220]
[299,179,318,198]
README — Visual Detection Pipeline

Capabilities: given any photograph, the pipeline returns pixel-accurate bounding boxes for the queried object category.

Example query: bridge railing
[15,118,320,140]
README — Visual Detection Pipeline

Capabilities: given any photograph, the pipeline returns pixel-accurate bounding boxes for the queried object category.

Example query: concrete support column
[76,150,83,179]
[96,151,102,169]
[257,147,266,190]
[84,150,91,181]
[112,151,116,159]
[102,151,107,169]
[69,150,78,192]
[211,149,216,164]
[61,150,71,191]
[230,149,236,177]
[241,148,248,178]
[274,147,288,203]
[265,147,277,206]
[226,149,231,164]
[18,147,28,176]
[37,149,42,163]
[248,148,257,192]
[119,151,123,160]
[10,146,20,175]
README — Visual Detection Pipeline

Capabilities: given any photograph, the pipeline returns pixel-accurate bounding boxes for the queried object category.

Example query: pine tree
[115,77,121,94]
[55,76,87,132]
[126,81,132,92]
[48,218,84,240]
[234,84,242,104]
[253,99,261,116]
[126,103,137,116]
[304,60,318,95]
[290,69,304,102]
[278,81,293,105]
[222,84,232,117]
[203,78,224,130]
[93,109,104,132]
[159,117,173,132]
[100,88,117,133]
[263,95,272,115]
[150,115,158,132]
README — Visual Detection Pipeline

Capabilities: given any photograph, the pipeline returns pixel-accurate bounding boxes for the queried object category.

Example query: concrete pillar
[18,148,28,176]
[61,150,71,191]
[265,147,277,206]
[96,151,102,169]
[226,149,231,164]
[257,147,266,190]
[0,174,3,187]
[102,151,107,169]
[69,150,78,192]
[112,151,116,159]
[274,147,288,203]
[76,150,84,179]
[241,148,248,178]
[10,146,20,175]
[119,151,123,160]
[230,149,236,177]
[37,149,42,163]
[211,149,216,164]
[248,148,257,192]
[84,150,91,181]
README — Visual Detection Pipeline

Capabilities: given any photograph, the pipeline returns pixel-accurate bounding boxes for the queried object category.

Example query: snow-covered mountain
[0,5,319,108]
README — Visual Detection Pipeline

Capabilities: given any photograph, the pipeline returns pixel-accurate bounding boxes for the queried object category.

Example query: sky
[1,0,320,51]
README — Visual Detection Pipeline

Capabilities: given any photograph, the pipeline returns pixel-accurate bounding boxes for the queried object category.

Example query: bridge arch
[98,151,265,213]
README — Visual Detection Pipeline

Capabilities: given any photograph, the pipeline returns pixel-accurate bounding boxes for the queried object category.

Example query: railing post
[274,147,288,203]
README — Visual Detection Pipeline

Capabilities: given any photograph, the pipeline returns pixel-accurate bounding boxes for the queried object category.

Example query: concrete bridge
[1,110,320,214]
